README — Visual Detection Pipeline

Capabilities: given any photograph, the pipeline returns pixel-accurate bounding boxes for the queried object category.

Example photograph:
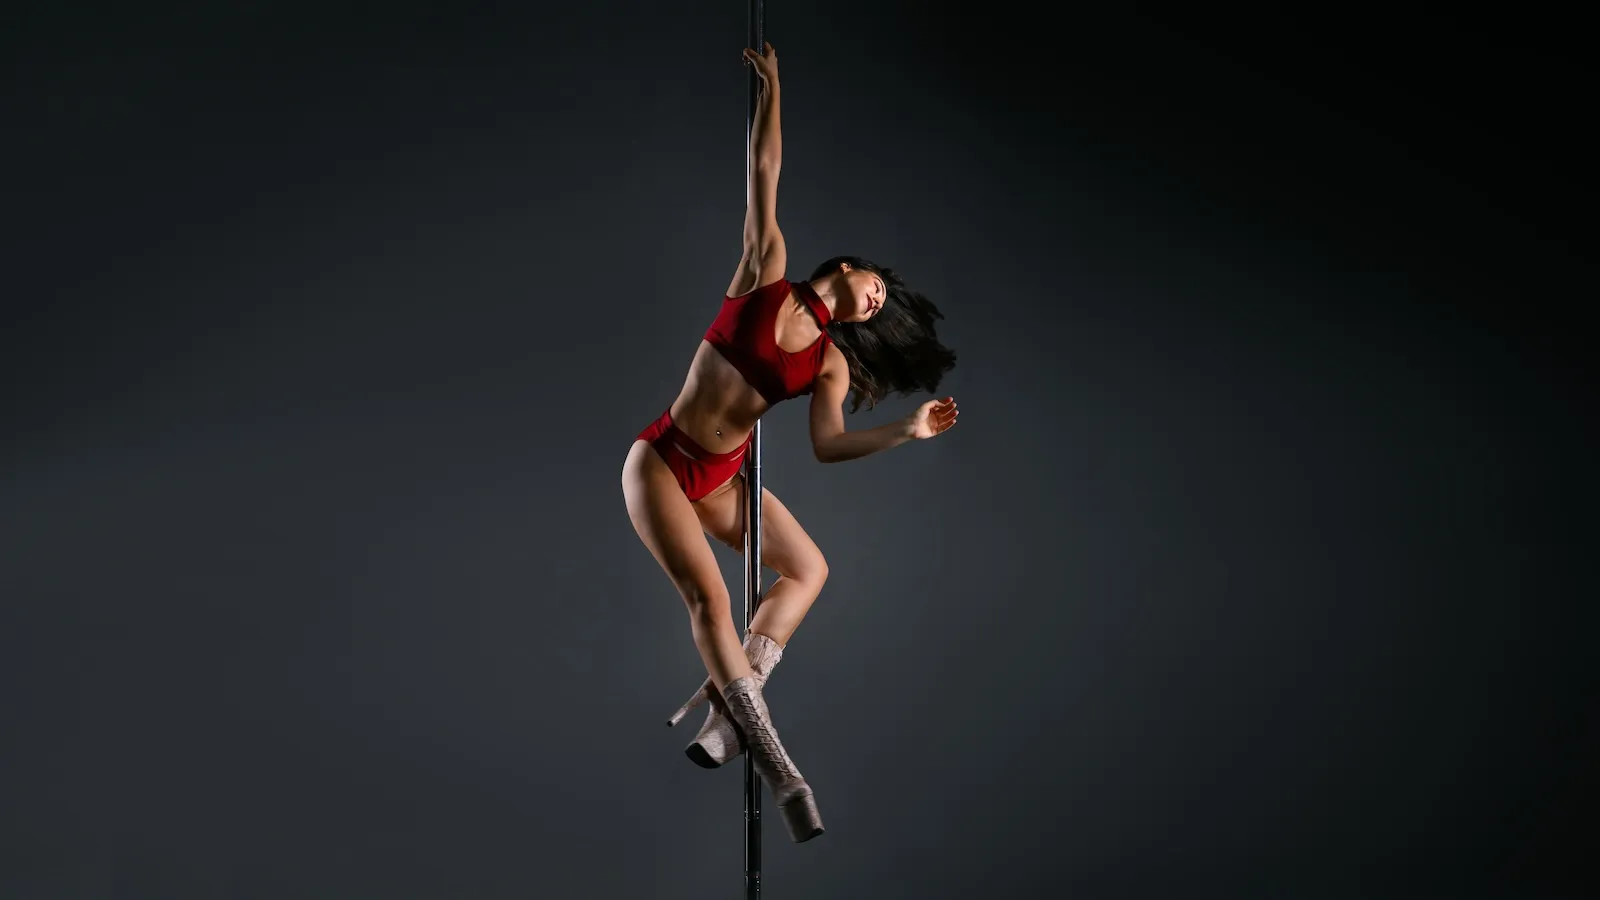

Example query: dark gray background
[3,3,1592,898]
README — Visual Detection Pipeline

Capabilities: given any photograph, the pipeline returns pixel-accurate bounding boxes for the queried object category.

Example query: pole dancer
[619,36,960,847]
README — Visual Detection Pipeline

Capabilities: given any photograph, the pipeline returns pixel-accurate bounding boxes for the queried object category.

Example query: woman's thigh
[622,441,730,607]
[693,475,827,584]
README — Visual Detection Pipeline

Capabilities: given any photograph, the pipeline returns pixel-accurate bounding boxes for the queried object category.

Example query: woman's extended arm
[727,42,786,298]
[808,349,959,463]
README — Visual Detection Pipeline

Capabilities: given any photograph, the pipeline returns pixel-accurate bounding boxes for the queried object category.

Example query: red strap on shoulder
[790,279,832,327]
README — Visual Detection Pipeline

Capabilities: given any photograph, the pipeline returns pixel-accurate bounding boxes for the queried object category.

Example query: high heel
[667,633,784,769]
[719,675,825,843]
[665,677,712,727]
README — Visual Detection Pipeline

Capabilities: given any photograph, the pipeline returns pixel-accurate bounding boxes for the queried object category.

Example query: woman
[620,42,958,844]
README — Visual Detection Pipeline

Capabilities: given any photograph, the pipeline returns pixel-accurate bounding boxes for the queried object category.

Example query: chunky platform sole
[684,741,723,769]
[778,788,826,843]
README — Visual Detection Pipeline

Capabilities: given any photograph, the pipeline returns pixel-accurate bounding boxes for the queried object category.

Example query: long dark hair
[810,256,957,413]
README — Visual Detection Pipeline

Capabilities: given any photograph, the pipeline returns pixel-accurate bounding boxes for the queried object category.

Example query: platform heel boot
[719,674,824,843]
[666,632,784,768]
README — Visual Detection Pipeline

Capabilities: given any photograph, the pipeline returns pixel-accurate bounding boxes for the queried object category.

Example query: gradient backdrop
[3,3,1592,898]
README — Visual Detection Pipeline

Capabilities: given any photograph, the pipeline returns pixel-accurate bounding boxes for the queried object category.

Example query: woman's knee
[790,547,828,589]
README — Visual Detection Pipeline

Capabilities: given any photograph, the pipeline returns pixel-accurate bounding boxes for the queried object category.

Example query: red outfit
[703,278,833,405]
[636,278,833,500]
[635,408,752,502]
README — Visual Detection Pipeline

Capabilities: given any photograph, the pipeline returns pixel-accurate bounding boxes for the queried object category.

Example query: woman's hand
[742,42,779,86]
[904,397,958,440]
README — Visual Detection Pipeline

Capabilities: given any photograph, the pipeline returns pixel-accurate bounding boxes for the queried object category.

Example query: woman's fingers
[742,43,777,66]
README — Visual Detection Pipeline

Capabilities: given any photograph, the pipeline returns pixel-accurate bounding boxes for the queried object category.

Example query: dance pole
[742,1,766,895]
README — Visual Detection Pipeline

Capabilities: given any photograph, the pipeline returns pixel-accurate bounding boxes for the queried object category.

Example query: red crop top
[704,278,834,405]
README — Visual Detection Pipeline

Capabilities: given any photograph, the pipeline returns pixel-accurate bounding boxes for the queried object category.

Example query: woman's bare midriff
[667,341,771,456]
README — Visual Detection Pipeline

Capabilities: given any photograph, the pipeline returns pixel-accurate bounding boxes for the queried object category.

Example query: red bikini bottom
[636,409,750,502]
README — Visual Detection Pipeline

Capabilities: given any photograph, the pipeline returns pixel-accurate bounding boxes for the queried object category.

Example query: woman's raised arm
[727,42,787,298]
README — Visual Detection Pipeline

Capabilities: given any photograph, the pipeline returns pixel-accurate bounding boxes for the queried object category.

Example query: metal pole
[742,3,765,896]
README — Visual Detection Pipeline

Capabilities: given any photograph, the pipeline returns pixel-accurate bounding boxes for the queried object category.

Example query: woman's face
[831,263,886,323]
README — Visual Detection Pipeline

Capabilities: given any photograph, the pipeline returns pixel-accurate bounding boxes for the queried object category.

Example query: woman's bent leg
[695,476,829,647]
